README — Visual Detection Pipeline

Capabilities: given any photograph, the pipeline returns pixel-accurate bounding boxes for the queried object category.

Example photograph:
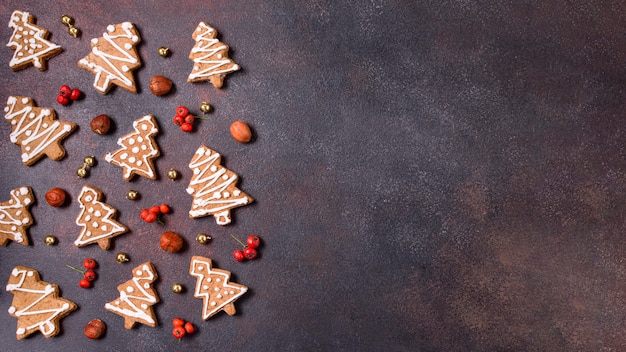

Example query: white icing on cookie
[0,187,34,246]
[188,22,239,82]
[75,185,127,249]
[7,10,61,70]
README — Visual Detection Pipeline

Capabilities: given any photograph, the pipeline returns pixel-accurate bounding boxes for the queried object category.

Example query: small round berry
[69,88,82,101]
[244,247,258,260]
[57,95,69,105]
[173,115,184,126]
[176,106,189,117]
[184,114,195,124]
[59,85,71,98]
[172,317,185,327]
[233,249,245,262]
[184,322,195,334]
[149,206,161,214]
[180,122,193,132]
[172,326,186,339]
[84,270,97,282]
[79,278,91,289]
[144,212,157,223]
[140,208,149,220]
[246,235,261,249]
[83,258,97,270]
[159,203,170,214]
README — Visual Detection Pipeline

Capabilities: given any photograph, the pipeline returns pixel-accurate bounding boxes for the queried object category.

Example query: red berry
[59,85,71,98]
[83,258,97,270]
[84,270,97,282]
[149,206,161,215]
[180,122,193,132]
[172,326,186,339]
[246,235,261,249]
[56,95,69,105]
[176,106,189,117]
[233,249,245,262]
[184,321,195,334]
[244,247,257,260]
[173,115,183,126]
[144,212,157,223]
[184,114,195,124]
[69,88,82,101]
[172,318,185,327]
[79,278,91,289]
[140,208,149,220]
[159,204,170,214]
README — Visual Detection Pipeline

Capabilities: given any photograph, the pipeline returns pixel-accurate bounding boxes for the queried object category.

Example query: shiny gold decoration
[116,252,129,263]
[125,190,138,200]
[60,15,79,38]
[196,233,211,244]
[60,15,73,26]
[171,283,183,293]
[44,235,57,245]
[200,102,211,114]
[158,46,170,57]
[68,26,79,38]
[83,156,96,167]
[167,168,178,180]
[76,167,87,178]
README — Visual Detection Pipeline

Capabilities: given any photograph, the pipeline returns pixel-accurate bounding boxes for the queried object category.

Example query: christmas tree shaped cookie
[0,186,34,246]
[6,266,77,339]
[4,96,76,166]
[7,10,62,71]
[187,145,253,225]
[78,22,141,94]
[75,185,128,250]
[105,262,159,329]
[105,115,160,181]
[187,22,240,88]
[189,256,247,320]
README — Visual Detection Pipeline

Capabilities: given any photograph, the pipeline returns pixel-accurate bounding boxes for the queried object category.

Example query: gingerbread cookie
[4,96,76,166]
[78,22,141,94]
[7,10,62,71]
[104,115,160,181]
[6,266,77,339]
[187,145,253,225]
[75,185,128,250]
[105,262,159,329]
[189,256,247,320]
[187,22,240,88]
[0,186,34,246]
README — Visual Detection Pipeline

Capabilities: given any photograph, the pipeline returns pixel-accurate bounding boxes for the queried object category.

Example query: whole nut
[229,120,252,143]
[160,231,184,253]
[45,188,66,207]
[149,75,173,96]
[90,114,111,135]
[84,319,106,339]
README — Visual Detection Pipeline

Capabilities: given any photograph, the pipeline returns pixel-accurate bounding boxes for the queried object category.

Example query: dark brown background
[1,1,626,351]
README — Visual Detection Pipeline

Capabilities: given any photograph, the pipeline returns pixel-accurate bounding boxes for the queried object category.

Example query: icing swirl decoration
[0,186,34,246]
[7,10,62,71]
[75,184,128,250]
[187,22,240,88]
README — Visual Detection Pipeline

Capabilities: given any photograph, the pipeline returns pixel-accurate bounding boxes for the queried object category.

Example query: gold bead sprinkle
[60,15,73,26]
[196,233,211,244]
[116,252,129,263]
[158,46,170,57]
[125,190,138,200]
[200,102,211,114]
[171,283,183,293]
[44,235,57,245]
[167,168,179,180]
[83,156,96,167]
[68,26,79,38]
[77,167,87,178]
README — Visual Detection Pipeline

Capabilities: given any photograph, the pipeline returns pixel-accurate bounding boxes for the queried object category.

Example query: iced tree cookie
[189,256,247,320]
[187,145,253,225]
[75,185,128,250]
[4,96,76,166]
[78,22,141,94]
[0,186,34,246]
[7,10,62,71]
[6,266,77,339]
[105,262,159,329]
[104,115,160,181]
[187,22,239,88]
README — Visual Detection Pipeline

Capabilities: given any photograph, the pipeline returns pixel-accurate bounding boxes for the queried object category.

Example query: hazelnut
[84,319,106,339]
[229,120,252,143]
[90,114,111,135]
[149,75,173,96]
[160,231,184,253]
[45,188,66,207]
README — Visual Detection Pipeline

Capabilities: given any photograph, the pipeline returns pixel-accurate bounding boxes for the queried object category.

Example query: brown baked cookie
[104,115,160,181]
[6,266,77,339]
[75,184,128,250]
[78,22,141,94]
[4,96,76,166]
[105,262,159,329]
[7,10,62,71]
[187,22,240,88]
[189,256,248,320]
[0,186,34,246]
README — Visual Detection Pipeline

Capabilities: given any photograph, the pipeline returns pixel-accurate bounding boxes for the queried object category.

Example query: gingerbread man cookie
[187,22,240,88]
[189,256,247,320]
[6,266,77,339]
[104,115,160,181]
[78,22,141,94]
[0,186,34,246]
[75,185,128,250]
[7,10,62,71]
[4,96,76,166]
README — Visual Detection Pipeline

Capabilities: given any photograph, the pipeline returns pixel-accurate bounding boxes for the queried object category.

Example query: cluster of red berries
[232,234,261,262]
[66,258,98,289]
[172,106,207,132]
[171,318,195,340]
[140,204,170,223]
[57,84,82,105]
